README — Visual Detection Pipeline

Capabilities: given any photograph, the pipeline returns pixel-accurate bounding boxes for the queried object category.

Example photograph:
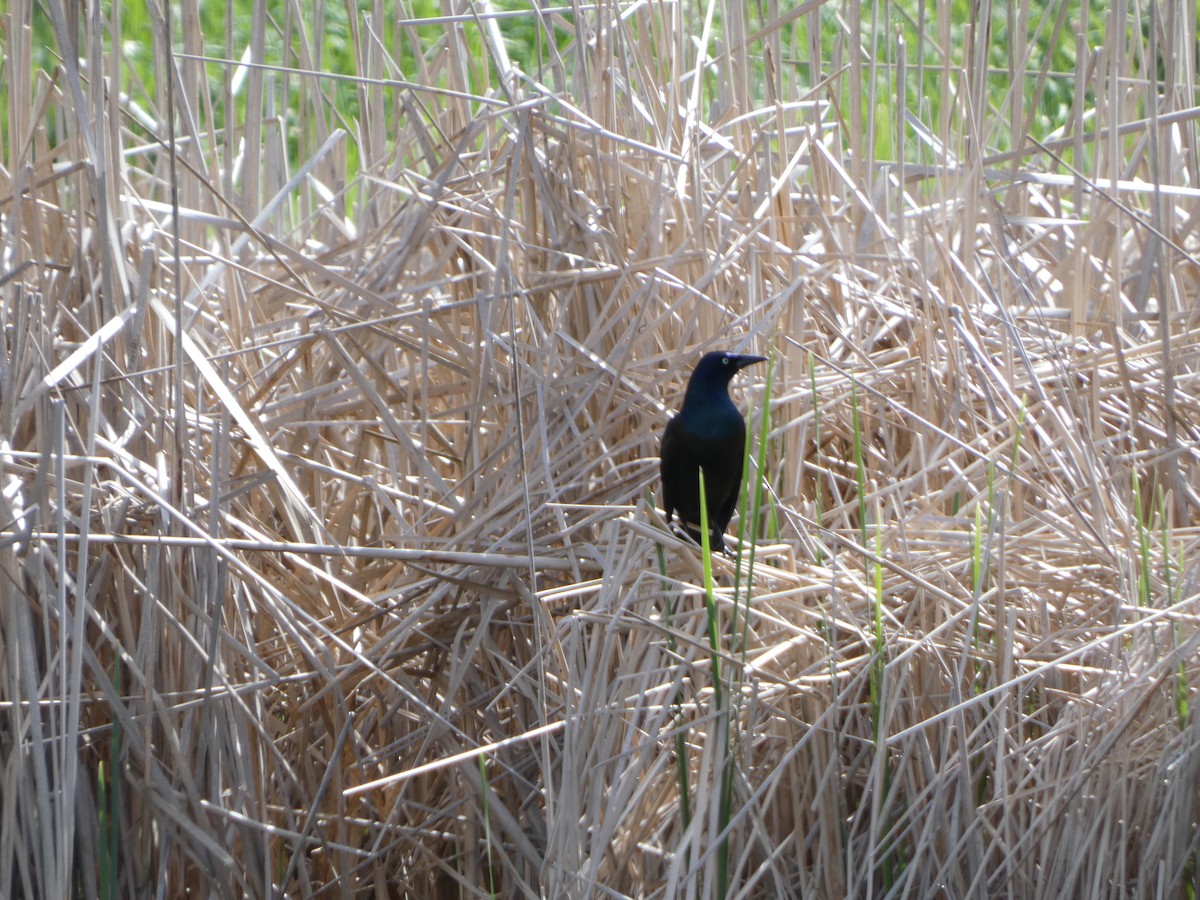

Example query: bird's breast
[675,402,745,443]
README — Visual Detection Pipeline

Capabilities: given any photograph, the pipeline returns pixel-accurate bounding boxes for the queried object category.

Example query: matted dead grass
[3,1,1200,897]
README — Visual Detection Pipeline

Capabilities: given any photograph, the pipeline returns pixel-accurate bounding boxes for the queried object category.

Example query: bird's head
[691,351,767,383]
[683,351,767,400]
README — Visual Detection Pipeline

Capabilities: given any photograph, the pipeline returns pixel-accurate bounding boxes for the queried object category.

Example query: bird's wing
[659,415,682,523]
[712,419,747,533]
[715,475,741,534]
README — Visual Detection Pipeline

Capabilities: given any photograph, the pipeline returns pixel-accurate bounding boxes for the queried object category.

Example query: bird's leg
[668,518,736,559]
[668,521,692,542]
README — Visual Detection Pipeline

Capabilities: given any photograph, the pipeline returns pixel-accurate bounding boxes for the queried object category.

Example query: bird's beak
[736,355,768,370]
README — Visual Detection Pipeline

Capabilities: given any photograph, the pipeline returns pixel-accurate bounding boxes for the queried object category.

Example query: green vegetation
[15,1,1175,189]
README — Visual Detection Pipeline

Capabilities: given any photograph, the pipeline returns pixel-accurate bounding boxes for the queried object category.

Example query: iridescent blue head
[683,351,767,403]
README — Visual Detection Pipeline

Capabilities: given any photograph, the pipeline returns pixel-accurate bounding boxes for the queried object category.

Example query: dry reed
[3,0,1200,897]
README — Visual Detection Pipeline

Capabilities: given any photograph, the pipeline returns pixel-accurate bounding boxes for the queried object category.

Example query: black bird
[660,351,767,554]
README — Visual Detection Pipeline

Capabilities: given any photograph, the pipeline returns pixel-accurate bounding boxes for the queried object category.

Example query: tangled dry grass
[4,0,1200,897]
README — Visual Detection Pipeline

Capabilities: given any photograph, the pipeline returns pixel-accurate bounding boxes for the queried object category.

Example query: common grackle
[660,351,766,554]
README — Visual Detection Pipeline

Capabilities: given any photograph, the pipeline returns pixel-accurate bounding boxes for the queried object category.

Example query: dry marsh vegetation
[3,0,1200,897]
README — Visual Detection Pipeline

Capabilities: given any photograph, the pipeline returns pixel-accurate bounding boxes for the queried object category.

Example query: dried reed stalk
[2,1,1200,897]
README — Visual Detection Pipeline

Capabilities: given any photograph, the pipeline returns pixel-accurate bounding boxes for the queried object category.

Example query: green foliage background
[19,0,1193,186]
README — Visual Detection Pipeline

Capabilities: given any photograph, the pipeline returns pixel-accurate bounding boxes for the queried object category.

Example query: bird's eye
[722,357,730,366]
